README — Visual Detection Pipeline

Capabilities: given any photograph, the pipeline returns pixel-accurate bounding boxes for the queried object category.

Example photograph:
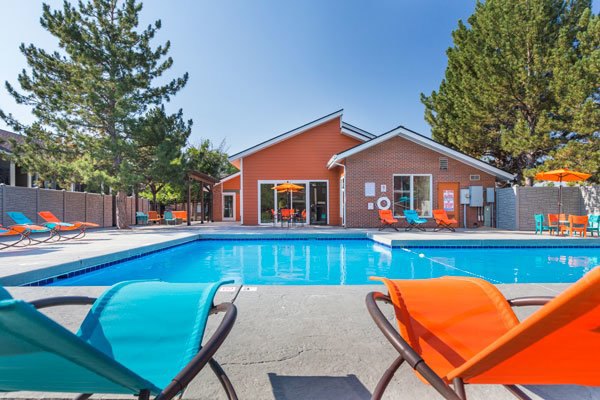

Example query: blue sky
[1,1,597,155]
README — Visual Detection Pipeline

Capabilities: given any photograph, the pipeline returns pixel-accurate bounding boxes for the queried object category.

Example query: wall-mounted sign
[365,182,375,197]
[367,202,374,210]
[380,184,387,193]
[443,190,455,212]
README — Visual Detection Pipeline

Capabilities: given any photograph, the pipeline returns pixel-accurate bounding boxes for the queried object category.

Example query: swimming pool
[50,239,599,286]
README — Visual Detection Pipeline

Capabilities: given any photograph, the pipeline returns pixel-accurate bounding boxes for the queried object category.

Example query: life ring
[376,196,391,210]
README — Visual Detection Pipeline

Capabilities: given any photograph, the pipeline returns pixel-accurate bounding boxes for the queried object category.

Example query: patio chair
[173,210,188,224]
[280,208,294,227]
[0,225,29,249]
[162,211,177,225]
[6,211,58,244]
[548,213,567,235]
[366,267,600,400]
[432,209,458,232]
[38,211,100,240]
[403,210,427,232]
[534,214,555,235]
[378,210,399,231]
[564,215,588,237]
[136,211,149,225]
[0,280,238,400]
[587,214,599,237]
[148,211,161,224]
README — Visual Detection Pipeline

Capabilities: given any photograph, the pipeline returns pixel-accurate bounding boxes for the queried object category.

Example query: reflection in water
[52,240,598,286]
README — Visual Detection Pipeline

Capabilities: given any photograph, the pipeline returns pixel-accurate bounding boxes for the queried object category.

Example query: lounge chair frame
[28,295,239,400]
[403,210,427,232]
[365,292,553,400]
[0,226,30,250]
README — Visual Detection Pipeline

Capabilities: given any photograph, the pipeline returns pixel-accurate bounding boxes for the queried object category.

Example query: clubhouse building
[213,110,514,228]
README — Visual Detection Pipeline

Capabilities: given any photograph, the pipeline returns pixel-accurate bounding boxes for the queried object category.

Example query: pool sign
[443,190,455,211]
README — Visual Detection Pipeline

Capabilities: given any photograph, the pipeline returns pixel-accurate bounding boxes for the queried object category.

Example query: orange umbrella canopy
[535,168,591,182]
[272,183,304,191]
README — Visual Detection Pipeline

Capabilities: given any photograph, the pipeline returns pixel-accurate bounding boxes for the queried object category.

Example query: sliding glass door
[258,181,327,225]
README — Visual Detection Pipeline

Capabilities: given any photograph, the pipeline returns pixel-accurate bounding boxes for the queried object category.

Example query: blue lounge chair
[162,211,177,225]
[0,280,238,400]
[136,211,149,225]
[534,214,556,235]
[6,211,58,244]
[587,214,600,237]
[403,210,427,232]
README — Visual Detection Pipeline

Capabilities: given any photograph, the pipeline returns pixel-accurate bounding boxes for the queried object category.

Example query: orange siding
[242,117,361,225]
[222,175,241,221]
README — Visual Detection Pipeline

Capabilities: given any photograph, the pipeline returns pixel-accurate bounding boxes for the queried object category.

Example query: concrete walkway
[4,284,599,400]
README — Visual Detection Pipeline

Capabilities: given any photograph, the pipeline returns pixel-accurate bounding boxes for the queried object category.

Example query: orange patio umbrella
[534,168,591,215]
[272,182,304,209]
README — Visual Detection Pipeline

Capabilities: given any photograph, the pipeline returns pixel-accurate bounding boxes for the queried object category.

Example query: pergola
[186,171,219,226]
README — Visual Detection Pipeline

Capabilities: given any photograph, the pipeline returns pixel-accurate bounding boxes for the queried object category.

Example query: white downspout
[332,161,346,228]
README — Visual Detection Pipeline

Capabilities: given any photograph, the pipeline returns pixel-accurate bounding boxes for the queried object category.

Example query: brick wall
[496,185,600,231]
[343,136,498,228]
[0,184,147,227]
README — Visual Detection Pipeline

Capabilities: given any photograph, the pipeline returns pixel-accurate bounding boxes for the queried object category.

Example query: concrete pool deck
[1,224,599,399]
[4,284,599,400]
[1,223,598,286]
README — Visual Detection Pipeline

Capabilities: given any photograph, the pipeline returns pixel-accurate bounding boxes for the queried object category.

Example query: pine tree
[133,107,191,209]
[422,0,598,185]
[1,0,188,227]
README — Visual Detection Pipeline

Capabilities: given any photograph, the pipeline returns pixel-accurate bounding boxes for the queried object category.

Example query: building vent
[439,157,448,171]
[470,174,481,181]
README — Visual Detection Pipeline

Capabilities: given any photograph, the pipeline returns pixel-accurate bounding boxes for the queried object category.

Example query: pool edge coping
[5,232,600,287]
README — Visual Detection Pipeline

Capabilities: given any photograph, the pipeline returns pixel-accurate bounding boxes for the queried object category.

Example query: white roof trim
[341,122,375,141]
[216,171,241,186]
[328,126,515,181]
[229,110,343,162]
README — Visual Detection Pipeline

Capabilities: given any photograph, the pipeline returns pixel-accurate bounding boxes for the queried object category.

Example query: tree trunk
[115,191,130,229]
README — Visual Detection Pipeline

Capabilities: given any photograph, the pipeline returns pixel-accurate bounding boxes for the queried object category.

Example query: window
[439,157,448,171]
[470,174,481,181]
[393,175,432,217]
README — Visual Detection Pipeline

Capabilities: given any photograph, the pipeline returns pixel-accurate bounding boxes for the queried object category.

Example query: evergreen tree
[1,0,188,227]
[422,0,598,184]
[133,107,191,209]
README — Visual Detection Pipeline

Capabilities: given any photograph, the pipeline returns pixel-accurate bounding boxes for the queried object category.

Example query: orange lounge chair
[378,210,399,231]
[0,225,29,249]
[38,211,99,240]
[564,215,588,237]
[148,210,161,224]
[366,267,600,399]
[172,210,187,224]
[433,209,458,232]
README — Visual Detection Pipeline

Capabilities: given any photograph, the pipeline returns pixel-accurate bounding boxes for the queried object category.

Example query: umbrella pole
[558,177,562,216]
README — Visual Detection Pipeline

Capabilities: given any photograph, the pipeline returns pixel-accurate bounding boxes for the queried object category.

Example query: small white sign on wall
[367,202,374,210]
[365,182,375,197]
[381,184,387,193]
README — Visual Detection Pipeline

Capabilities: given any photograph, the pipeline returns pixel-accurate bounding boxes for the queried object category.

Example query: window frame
[392,174,433,218]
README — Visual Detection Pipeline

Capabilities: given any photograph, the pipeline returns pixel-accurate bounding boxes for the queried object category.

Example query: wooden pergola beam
[186,171,219,226]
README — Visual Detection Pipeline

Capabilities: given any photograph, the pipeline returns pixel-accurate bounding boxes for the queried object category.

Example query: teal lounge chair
[0,280,238,400]
[162,211,177,225]
[534,214,556,235]
[403,210,427,232]
[587,214,600,237]
[6,211,57,244]
[136,211,149,225]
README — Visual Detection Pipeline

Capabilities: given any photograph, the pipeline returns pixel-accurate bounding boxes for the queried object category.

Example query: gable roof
[215,171,241,185]
[0,129,24,153]
[228,110,372,162]
[327,125,515,181]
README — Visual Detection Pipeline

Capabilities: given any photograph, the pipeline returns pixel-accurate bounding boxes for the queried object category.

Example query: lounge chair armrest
[507,296,553,307]
[157,301,238,400]
[30,296,97,309]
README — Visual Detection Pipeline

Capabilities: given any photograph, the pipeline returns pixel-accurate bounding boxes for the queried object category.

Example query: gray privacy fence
[496,186,600,231]
[0,184,150,227]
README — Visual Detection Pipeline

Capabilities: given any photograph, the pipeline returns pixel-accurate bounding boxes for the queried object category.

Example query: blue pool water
[50,239,599,286]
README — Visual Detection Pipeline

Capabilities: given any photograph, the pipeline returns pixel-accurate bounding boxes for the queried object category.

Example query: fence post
[35,187,40,224]
[0,184,4,226]
[62,189,66,222]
